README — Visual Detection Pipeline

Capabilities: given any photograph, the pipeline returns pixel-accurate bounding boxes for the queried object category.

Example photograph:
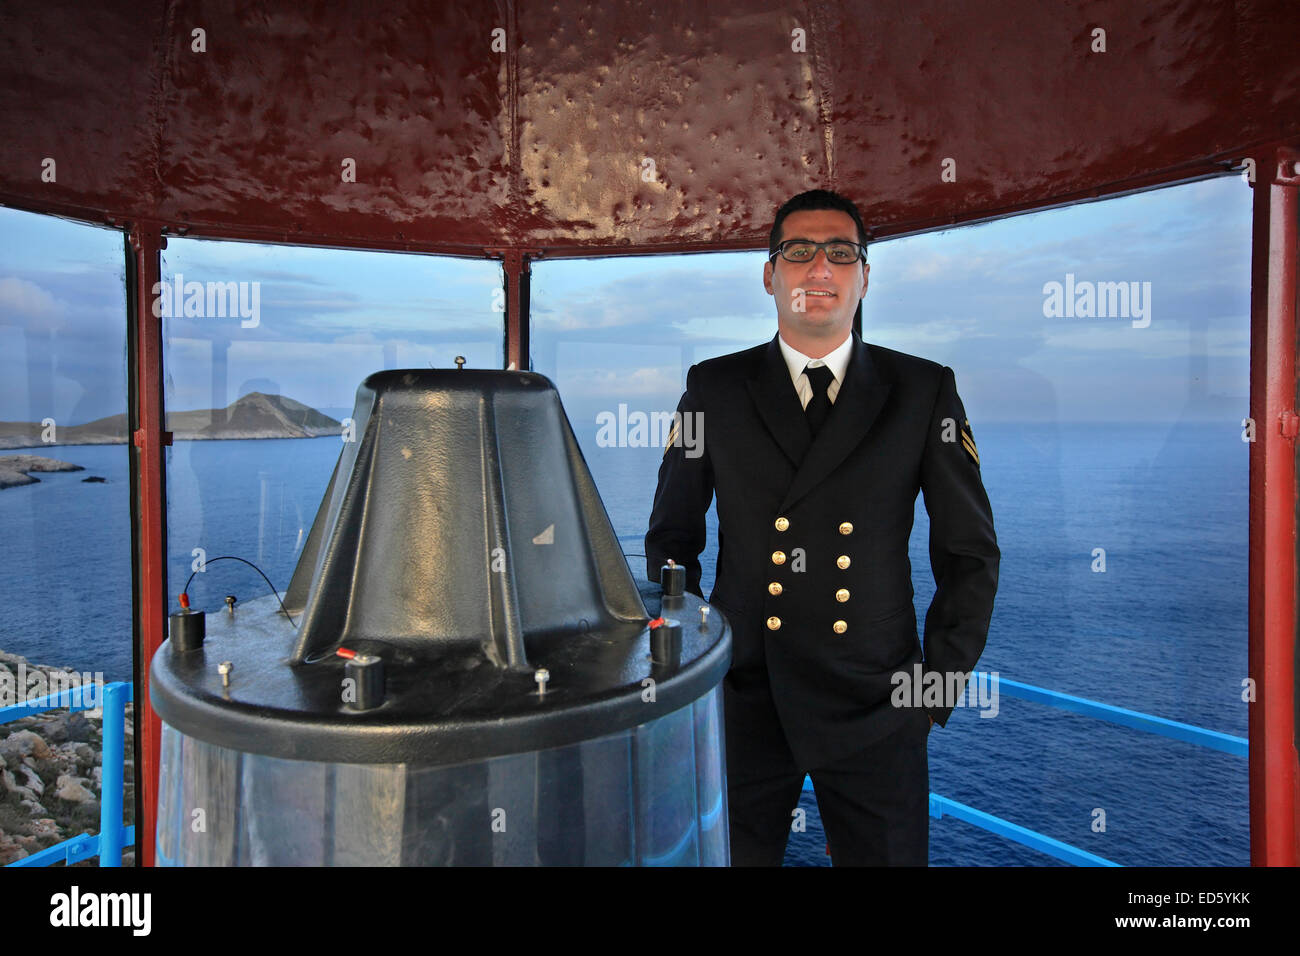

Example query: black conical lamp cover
[284,369,648,669]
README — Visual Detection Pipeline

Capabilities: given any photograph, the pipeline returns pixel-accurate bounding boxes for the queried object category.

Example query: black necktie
[804,364,834,438]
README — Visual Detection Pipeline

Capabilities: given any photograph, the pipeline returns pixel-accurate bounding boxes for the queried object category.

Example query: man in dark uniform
[645,189,999,866]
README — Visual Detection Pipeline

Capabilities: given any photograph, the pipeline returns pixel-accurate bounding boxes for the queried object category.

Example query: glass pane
[531,253,770,589]
[869,177,1250,866]
[0,206,133,863]
[159,240,503,623]
[533,175,1251,866]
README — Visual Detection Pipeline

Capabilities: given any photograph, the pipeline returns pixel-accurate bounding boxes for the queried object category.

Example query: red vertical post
[128,224,168,867]
[497,248,533,371]
[1247,146,1300,867]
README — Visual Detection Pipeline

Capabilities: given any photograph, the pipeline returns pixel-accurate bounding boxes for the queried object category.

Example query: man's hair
[768,189,869,258]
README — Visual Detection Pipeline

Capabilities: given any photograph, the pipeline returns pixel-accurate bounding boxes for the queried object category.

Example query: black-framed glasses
[769,239,866,264]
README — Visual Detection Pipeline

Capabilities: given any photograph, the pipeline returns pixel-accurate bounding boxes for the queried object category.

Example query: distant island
[0,392,342,450]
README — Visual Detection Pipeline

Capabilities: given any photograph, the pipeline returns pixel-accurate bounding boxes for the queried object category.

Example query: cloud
[0,276,63,330]
[331,331,380,345]
[870,317,990,348]
[559,365,682,400]
[533,260,771,338]
[1040,323,1248,358]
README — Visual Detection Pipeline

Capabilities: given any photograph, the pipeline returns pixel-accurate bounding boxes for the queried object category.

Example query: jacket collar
[776,331,854,387]
[744,330,893,512]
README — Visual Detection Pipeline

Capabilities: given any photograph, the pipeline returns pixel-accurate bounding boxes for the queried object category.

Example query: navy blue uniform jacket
[645,331,999,770]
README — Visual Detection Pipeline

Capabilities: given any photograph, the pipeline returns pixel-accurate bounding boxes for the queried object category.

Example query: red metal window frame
[1247,147,1300,866]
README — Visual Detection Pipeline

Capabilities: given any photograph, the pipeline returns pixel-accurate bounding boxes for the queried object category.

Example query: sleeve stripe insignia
[663,420,681,456]
[960,420,980,465]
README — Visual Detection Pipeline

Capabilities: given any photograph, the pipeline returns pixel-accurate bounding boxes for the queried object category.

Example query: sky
[0,174,1251,427]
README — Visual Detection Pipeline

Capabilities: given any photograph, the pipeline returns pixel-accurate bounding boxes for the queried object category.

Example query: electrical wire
[181,555,298,627]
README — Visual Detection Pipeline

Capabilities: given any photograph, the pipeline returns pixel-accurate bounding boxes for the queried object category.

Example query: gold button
[768,581,783,596]
[836,555,851,569]
[767,616,782,631]
[772,551,786,565]
[833,620,848,635]
[775,516,789,532]
[839,522,854,535]
[835,588,850,602]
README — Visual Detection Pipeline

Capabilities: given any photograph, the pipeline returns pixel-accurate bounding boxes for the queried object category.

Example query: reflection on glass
[0,206,133,863]
[159,240,504,618]
[156,688,727,866]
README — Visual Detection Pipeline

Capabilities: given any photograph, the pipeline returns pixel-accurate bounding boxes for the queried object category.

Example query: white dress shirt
[777,332,853,410]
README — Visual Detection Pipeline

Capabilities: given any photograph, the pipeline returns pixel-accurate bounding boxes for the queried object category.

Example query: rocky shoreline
[0,454,85,490]
[0,651,135,866]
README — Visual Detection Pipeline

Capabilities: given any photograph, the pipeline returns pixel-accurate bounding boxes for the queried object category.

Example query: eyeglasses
[770,239,866,264]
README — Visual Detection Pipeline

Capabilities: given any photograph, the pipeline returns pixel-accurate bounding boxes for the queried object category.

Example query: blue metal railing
[801,676,1248,866]
[1,680,134,868]
[996,677,1247,755]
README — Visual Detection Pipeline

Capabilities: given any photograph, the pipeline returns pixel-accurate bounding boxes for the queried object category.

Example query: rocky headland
[0,651,134,866]
[0,454,85,490]
[0,391,341,452]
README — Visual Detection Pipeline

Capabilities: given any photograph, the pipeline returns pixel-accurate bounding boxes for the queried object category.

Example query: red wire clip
[336,647,357,659]
[648,617,665,630]
[178,593,190,610]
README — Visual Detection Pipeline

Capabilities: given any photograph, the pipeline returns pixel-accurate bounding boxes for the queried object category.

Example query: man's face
[763,209,869,345]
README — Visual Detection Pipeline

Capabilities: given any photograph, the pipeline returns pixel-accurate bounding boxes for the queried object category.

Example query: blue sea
[0,419,1249,866]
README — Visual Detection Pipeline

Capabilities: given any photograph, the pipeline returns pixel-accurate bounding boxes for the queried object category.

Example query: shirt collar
[777,331,854,387]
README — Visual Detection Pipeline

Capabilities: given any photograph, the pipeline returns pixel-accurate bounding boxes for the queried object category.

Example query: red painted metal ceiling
[1,0,1297,255]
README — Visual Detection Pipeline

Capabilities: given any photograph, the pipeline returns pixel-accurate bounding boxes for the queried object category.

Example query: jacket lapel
[777,333,891,512]
[744,335,812,468]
